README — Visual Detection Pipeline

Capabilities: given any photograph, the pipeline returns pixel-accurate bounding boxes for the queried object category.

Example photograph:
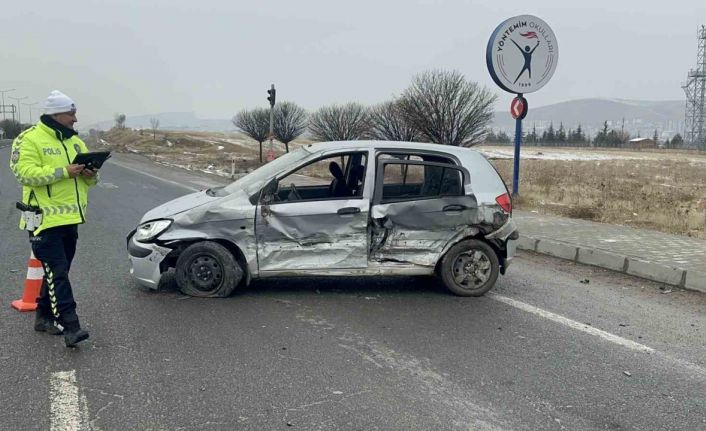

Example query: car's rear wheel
[440,239,499,297]
[175,241,242,297]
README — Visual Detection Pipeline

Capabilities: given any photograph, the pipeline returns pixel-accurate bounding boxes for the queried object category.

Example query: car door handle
[337,207,361,215]
[443,204,467,212]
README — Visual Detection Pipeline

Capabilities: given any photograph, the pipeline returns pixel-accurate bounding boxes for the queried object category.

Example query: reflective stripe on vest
[41,204,81,216]
[13,168,64,186]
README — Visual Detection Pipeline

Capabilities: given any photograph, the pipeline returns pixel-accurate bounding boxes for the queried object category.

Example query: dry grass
[95,128,307,175]
[490,153,706,239]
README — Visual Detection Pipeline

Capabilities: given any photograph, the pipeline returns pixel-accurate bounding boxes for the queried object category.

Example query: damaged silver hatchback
[127,141,518,297]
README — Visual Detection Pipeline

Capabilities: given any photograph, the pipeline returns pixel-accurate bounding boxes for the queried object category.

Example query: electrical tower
[682,25,706,149]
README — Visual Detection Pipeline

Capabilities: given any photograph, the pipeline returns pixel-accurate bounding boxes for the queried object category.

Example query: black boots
[35,310,89,347]
[34,310,63,335]
[62,317,89,347]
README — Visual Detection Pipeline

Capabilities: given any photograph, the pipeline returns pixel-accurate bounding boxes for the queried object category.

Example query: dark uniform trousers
[30,225,79,324]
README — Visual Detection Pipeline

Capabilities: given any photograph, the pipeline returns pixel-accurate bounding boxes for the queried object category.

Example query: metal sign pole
[486,14,558,198]
[512,102,522,196]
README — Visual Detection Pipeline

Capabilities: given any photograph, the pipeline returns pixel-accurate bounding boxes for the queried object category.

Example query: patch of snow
[217,145,224,150]
[478,148,651,161]
[155,161,193,171]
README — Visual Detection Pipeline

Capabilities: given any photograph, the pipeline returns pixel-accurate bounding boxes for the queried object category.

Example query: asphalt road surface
[1,146,705,430]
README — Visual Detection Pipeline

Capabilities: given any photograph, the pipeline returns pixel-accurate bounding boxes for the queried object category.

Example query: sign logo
[486,15,558,94]
[510,96,528,120]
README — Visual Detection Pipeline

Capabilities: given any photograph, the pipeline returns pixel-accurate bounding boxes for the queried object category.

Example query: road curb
[685,270,706,294]
[517,235,705,294]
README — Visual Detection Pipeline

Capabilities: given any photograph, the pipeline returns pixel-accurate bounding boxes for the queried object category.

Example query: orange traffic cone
[11,252,43,312]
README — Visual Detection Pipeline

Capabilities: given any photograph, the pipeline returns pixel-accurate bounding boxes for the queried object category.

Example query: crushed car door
[256,152,370,271]
[369,159,477,267]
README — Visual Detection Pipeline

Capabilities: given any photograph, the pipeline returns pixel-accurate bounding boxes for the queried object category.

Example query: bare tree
[367,100,421,142]
[399,70,497,147]
[149,117,160,141]
[308,103,370,142]
[233,108,270,163]
[114,113,126,129]
[273,101,307,153]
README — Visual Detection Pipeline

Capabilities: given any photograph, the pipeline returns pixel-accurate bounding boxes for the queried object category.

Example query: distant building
[627,137,657,149]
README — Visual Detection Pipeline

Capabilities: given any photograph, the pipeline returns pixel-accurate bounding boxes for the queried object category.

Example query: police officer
[9,90,98,347]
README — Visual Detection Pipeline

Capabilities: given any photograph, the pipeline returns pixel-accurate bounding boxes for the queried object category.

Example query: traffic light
[267,86,276,107]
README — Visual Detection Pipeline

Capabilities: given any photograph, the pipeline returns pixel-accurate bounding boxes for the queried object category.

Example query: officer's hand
[66,164,85,178]
[80,168,97,178]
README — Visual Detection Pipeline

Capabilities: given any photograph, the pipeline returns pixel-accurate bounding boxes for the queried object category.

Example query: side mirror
[259,178,278,204]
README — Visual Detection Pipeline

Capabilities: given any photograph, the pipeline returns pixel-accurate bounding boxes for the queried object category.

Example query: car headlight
[134,219,172,243]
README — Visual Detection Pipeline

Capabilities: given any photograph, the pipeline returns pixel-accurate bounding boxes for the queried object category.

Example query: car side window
[273,152,367,203]
[381,162,463,203]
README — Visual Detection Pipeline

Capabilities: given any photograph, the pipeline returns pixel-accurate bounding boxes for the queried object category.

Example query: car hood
[140,190,219,223]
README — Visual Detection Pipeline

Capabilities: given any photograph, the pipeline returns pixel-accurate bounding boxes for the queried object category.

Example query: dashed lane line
[50,370,86,431]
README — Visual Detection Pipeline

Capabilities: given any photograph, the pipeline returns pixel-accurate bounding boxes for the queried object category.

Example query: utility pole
[0,88,15,121]
[9,96,28,124]
[23,102,38,124]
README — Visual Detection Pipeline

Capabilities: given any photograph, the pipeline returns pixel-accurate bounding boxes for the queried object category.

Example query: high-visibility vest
[9,120,98,234]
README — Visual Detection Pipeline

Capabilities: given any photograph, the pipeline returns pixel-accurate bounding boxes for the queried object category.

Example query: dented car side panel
[156,189,259,276]
[256,198,370,271]
[370,196,480,266]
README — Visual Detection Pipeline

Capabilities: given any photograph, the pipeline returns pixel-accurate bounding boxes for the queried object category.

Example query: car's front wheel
[440,239,499,297]
[175,241,243,297]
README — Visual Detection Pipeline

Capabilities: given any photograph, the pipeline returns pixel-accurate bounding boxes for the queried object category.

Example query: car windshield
[222,146,313,196]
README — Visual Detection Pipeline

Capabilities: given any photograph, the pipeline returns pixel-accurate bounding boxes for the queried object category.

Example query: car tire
[440,239,499,297]
[175,241,243,298]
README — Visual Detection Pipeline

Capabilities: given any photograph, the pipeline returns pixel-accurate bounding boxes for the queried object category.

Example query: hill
[85,98,686,140]
[491,98,684,139]
[86,112,234,132]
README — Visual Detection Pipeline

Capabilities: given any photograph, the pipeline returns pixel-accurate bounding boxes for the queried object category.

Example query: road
[1,146,705,430]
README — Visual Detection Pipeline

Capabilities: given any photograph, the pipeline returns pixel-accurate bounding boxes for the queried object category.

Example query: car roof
[302,140,481,159]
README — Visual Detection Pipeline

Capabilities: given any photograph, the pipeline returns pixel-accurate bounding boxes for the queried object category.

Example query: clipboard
[72,151,111,170]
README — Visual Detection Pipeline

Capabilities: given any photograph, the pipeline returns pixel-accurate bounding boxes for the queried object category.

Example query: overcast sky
[1,0,704,126]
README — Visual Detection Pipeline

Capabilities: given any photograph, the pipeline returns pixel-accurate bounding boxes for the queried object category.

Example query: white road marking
[490,293,706,378]
[97,182,118,189]
[108,159,200,192]
[490,294,654,352]
[50,370,86,431]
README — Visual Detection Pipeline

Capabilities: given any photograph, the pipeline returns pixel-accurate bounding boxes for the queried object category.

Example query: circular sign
[486,15,558,94]
[510,96,528,120]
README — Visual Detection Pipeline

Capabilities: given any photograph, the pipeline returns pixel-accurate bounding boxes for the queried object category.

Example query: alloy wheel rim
[451,249,491,289]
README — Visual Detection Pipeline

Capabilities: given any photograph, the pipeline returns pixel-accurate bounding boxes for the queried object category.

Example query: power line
[22,102,38,124]
[0,88,15,121]
[9,96,28,124]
